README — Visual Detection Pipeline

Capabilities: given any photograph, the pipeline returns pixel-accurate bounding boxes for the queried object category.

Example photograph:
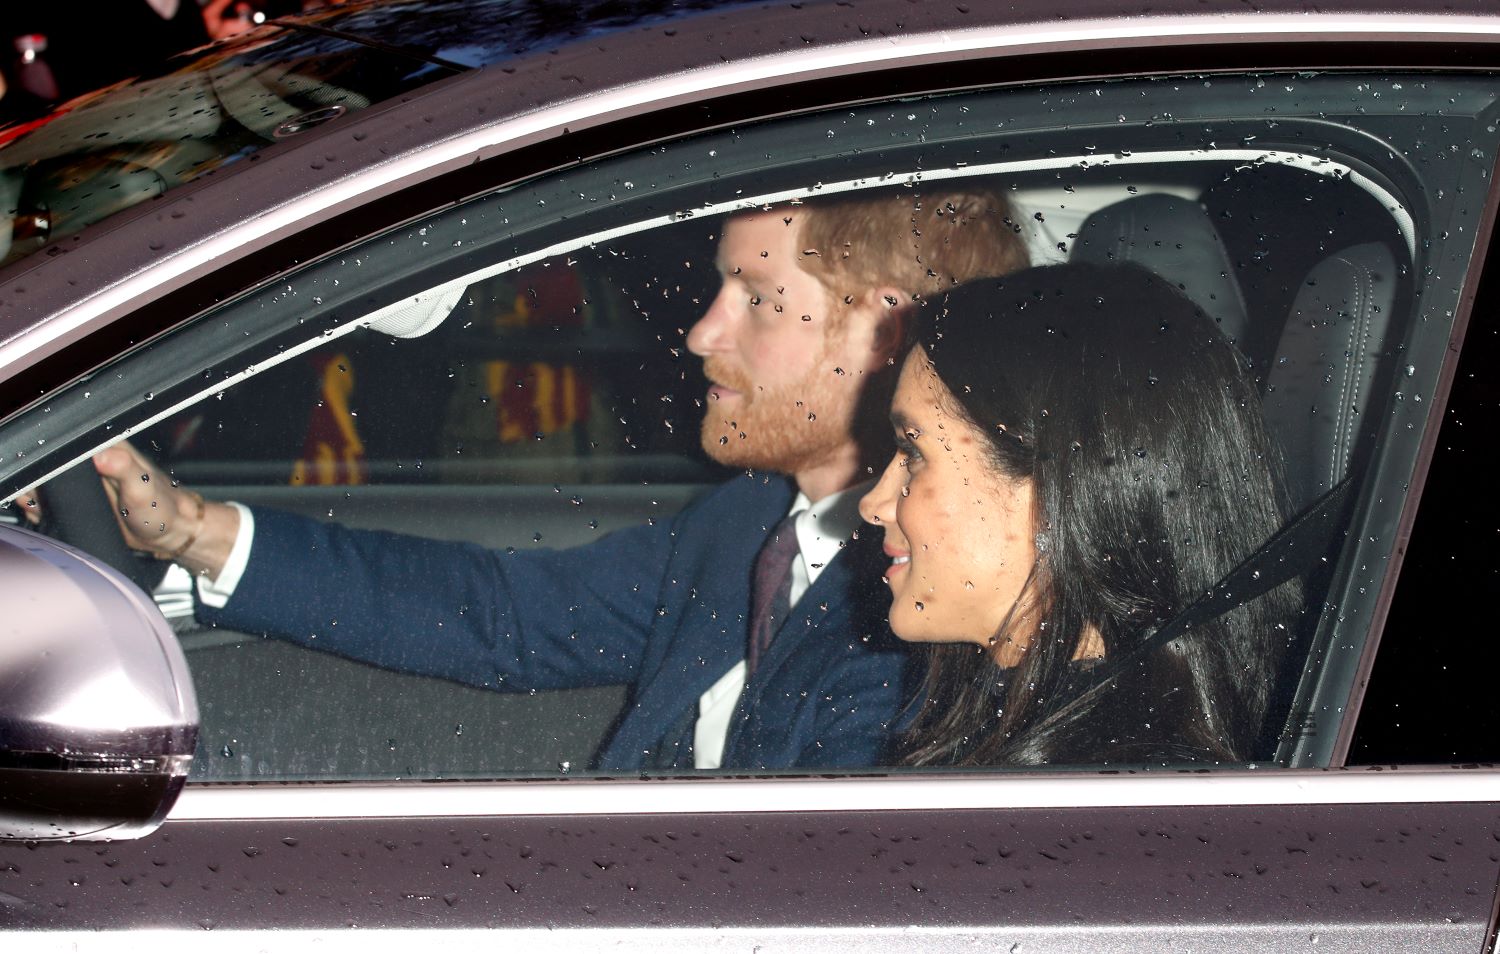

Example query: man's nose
[859,456,902,527]
[685,288,732,357]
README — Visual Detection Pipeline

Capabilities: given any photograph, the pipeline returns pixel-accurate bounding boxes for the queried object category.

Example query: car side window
[5,71,1497,782]
[1348,227,1500,766]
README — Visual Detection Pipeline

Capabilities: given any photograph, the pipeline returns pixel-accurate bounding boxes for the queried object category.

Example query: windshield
[0,24,460,267]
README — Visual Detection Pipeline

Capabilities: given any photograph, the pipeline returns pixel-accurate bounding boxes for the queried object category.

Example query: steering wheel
[36,462,170,595]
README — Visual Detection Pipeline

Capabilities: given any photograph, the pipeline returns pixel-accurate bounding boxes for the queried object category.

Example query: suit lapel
[758,526,886,677]
[605,473,796,768]
[722,525,889,762]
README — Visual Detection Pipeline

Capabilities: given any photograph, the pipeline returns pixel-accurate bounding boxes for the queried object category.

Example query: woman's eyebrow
[890,409,917,433]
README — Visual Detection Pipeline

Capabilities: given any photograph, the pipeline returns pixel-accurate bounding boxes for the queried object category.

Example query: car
[2,0,1500,948]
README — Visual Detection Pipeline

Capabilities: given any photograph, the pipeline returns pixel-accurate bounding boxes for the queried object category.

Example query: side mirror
[0,523,198,841]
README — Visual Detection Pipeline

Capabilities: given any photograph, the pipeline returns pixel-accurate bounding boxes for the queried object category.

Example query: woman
[859,262,1301,766]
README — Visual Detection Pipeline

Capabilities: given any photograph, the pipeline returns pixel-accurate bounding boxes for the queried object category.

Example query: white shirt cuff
[194,502,254,609]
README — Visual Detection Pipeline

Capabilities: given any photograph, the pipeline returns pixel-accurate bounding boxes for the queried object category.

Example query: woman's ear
[1074,623,1106,662]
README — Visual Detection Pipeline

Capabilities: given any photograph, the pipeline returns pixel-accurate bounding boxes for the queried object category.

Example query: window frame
[6,68,1497,787]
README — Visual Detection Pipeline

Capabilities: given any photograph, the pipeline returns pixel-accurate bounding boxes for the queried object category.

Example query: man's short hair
[794,186,1031,309]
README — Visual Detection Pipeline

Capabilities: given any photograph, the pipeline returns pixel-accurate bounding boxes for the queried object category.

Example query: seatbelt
[1088,476,1357,686]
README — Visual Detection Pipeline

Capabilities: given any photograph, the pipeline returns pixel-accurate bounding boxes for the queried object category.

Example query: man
[83,188,1029,771]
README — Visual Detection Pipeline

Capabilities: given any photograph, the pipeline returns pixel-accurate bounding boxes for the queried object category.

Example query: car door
[3,3,1500,950]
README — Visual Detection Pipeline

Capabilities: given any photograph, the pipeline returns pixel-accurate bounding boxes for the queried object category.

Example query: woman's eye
[894,436,921,469]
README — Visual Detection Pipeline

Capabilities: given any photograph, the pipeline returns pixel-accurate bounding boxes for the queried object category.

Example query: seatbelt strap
[1088,476,1356,685]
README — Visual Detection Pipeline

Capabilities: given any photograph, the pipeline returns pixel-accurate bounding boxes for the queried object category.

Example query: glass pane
[1347,232,1500,765]
[0,25,461,267]
[4,70,1495,781]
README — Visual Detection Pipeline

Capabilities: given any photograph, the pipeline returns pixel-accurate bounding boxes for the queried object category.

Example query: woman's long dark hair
[902,262,1302,767]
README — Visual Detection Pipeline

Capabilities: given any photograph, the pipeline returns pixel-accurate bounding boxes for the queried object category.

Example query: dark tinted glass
[1349,237,1500,765]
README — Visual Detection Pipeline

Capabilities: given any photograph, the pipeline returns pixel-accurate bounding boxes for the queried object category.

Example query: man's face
[686,210,871,475]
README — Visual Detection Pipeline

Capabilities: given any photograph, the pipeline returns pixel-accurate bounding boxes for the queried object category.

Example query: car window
[3,70,1496,783]
[1347,224,1500,766]
[136,250,719,490]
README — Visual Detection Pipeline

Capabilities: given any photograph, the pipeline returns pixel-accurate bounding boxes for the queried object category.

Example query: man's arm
[85,441,672,692]
[200,506,672,692]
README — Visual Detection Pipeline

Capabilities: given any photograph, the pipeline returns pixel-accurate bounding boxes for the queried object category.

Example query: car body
[2,0,1500,948]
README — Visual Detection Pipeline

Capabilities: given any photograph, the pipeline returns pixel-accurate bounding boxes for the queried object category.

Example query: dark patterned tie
[746,513,800,677]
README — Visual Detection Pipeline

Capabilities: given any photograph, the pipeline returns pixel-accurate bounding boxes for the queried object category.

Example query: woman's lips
[883,549,910,582]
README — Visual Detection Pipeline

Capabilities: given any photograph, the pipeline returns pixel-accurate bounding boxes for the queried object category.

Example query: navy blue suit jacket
[196,472,912,771]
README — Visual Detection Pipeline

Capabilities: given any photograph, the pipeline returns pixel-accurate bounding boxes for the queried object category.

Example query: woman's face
[859,350,1040,664]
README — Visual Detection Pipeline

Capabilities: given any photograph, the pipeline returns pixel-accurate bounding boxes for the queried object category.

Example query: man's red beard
[699,354,853,475]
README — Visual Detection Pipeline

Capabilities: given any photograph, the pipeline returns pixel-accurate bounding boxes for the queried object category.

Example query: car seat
[1069,191,1403,762]
[1072,192,1400,511]
[1261,242,1398,512]
[1071,191,1252,348]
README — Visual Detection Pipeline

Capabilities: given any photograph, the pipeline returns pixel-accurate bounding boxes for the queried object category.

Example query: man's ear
[867,285,912,367]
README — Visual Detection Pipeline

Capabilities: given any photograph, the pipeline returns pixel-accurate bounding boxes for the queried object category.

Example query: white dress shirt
[692,482,869,769]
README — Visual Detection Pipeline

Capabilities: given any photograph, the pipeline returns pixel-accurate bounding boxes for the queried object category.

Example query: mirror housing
[0,523,197,840]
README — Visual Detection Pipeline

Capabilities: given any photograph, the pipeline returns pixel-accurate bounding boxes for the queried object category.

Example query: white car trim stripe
[24,924,1472,951]
[169,769,1500,820]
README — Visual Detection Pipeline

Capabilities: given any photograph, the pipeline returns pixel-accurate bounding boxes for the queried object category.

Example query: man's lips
[707,382,743,403]
[702,359,749,402]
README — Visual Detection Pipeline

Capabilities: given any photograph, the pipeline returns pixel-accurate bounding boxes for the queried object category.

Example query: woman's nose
[859,455,902,527]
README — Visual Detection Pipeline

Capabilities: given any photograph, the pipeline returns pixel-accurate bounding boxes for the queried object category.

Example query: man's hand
[24,443,240,580]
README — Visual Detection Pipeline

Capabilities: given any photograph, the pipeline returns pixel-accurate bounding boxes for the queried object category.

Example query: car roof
[1,0,1497,405]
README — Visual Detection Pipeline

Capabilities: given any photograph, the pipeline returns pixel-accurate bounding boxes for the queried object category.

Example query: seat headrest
[1262,242,1397,512]
[361,284,466,339]
[1072,193,1250,345]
